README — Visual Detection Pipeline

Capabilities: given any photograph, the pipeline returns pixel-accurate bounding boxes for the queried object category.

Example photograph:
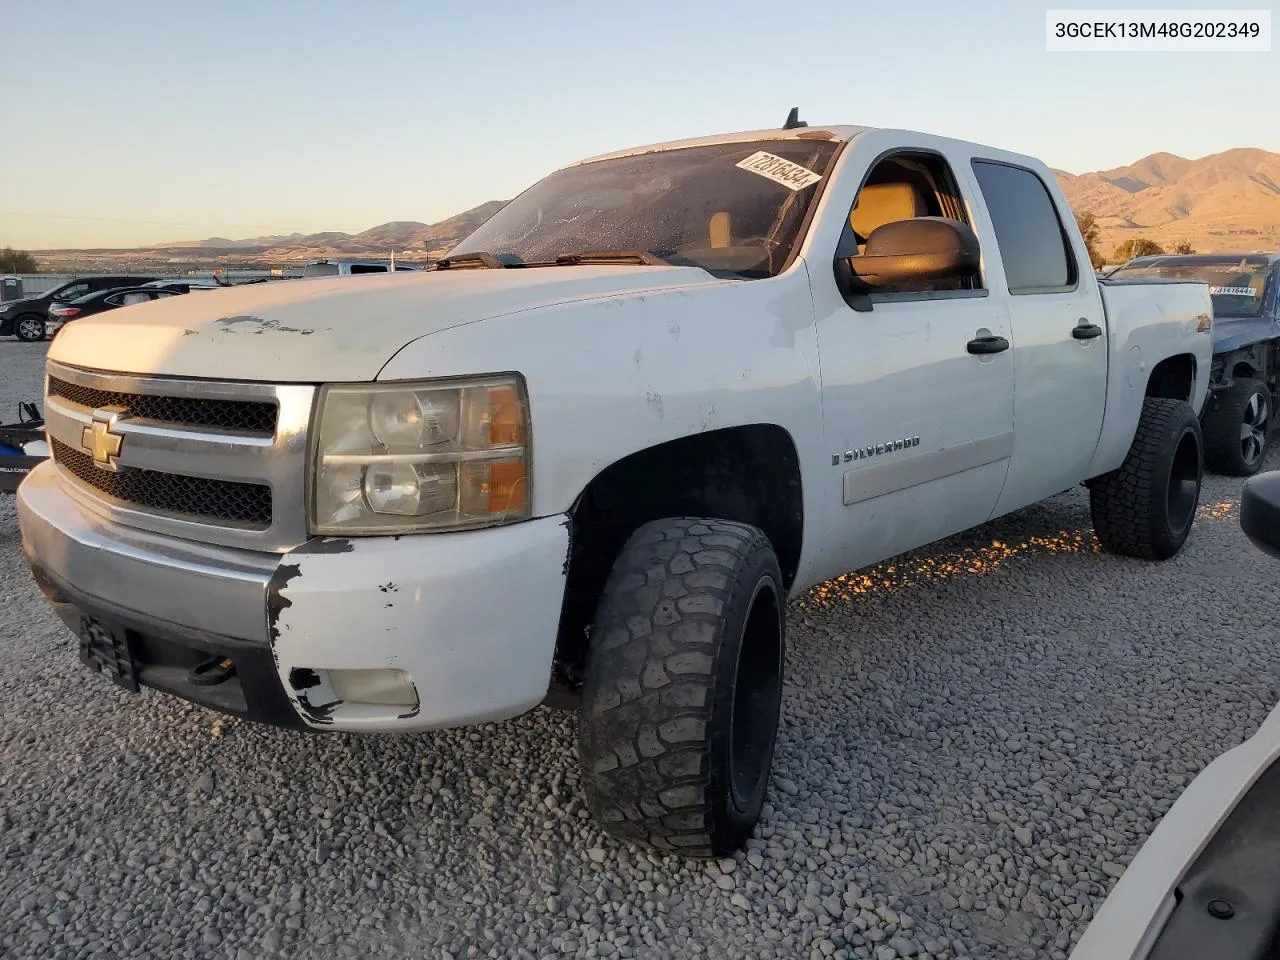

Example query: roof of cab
[570,124,872,167]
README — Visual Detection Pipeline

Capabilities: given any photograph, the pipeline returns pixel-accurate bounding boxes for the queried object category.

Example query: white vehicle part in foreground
[1070,700,1280,960]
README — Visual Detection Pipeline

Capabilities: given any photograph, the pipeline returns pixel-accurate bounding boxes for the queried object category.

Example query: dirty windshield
[1110,256,1276,318]
[446,138,839,278]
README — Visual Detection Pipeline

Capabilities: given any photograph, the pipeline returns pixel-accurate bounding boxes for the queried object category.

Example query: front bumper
[17,461,572,732]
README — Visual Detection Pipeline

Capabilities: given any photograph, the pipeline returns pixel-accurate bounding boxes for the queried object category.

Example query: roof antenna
[783,107,807,130]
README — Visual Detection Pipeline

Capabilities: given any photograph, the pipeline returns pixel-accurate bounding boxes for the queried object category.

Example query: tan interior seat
[708,211,732,249]
[849,182,926,249]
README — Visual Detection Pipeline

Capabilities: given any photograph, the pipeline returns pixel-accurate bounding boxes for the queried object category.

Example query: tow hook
[189,656,236,687]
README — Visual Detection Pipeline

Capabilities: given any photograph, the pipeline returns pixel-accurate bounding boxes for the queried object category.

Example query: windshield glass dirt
[446,139,840,278]
[1110,258,1275,318]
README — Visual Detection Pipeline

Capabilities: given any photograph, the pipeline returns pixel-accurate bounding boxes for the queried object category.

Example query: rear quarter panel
[1087,279,1213,478]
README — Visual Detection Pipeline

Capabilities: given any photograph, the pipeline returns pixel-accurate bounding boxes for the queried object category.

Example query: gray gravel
[2,338,1278,960]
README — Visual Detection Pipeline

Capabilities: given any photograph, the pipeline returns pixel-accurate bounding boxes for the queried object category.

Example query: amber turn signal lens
[487,460,527,514]
[489,386,523,446]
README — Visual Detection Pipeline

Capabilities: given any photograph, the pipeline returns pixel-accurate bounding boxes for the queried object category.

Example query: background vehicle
[0,275,161,342]
[1109,253,1280,475]
[18,117,1214,859]
[1069,469,1280,960]
[0,403,47,495]
[302,258,421,277]
[139,280,223,293]
[47,286,186,330]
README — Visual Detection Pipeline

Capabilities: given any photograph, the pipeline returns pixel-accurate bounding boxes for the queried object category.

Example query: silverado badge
[832,436,920,465]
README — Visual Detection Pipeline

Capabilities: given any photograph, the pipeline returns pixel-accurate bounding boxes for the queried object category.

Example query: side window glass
[971,161,1077,294]
[842,153,980,295]
[54,283,89,302]
[349,264,388,274]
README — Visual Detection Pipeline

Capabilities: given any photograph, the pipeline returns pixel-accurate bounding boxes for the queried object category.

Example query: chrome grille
[48,376,277,434]
[43,360,316,553]
[52,439,273,527]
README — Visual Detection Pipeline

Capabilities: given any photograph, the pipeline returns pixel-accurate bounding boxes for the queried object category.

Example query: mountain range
[150,201,508,260]
[32,147,1280,267]
[1053,147,1280,256]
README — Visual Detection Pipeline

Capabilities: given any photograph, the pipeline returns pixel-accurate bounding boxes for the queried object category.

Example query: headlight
[310,374,531,534]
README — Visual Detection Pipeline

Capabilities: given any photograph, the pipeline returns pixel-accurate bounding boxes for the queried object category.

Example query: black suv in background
[0,276,161,342]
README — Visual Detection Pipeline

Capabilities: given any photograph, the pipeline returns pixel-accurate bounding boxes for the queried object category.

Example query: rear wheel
[14,315,45,342]
[1203,378,1271,476]
[578,518,785,858]
[1090,397,1203,560]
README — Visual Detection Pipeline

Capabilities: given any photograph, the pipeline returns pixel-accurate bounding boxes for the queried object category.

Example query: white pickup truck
[18,115,1214,859]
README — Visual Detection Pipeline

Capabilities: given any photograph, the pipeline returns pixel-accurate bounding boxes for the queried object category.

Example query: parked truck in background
[1108,253,1280,475]
[302,259,422,277]
[18,115,1214,858]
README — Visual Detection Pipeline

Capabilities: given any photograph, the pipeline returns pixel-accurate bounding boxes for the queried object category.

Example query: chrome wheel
[1241,391,1269,469]
[15,316,45,342]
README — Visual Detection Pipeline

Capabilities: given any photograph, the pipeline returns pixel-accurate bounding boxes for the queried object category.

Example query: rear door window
[971,161,1077,294]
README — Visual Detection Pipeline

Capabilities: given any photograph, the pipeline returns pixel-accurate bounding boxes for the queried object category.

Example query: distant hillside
[36,148,1280,268]
[1054,148,1280,256]
[150,201,508,261]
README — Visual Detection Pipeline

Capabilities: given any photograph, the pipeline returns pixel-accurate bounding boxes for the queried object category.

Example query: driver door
[809,137,1014,575]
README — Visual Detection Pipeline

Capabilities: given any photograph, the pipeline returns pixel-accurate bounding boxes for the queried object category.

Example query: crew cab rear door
[805,131,1015,574]
[966,158,1109,515]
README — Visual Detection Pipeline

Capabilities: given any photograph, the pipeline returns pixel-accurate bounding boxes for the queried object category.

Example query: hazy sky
[1,0,1276,248]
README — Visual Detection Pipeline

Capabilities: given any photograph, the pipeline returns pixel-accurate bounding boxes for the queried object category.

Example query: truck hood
[48,266,728,382]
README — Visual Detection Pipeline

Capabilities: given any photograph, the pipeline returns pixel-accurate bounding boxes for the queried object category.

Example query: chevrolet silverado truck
[18,115,1214,858]
[1109,253,1280,476]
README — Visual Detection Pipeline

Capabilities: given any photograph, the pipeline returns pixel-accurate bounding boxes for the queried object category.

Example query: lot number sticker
[1209,285,1259,297]
[736,151,823,191]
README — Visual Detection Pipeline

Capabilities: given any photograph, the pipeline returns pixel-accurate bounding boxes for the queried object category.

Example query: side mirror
[1241,471,1280,559]
[846,217,980,288]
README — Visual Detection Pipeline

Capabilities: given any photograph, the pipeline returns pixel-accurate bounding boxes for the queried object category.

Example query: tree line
[0,247,40,273]
[1074,212,1193,270]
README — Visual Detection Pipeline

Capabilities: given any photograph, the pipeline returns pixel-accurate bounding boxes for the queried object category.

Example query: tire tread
[1090,397,1201,560]
[578,518,779,858]
[1203,377,1269,476]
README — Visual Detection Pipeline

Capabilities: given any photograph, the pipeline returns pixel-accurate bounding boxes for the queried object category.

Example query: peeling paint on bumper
[270,517,571,732]
[17,461,571,733]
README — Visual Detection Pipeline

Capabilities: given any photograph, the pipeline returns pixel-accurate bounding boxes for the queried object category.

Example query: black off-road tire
[1089,397,1203,561]
[1202,378,1271,476]
[578,518,785,858]
[14,314,46,342]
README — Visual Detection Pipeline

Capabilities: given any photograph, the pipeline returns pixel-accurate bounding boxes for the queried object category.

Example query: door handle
[1072,322,1103,340]
[967,334,1010,355]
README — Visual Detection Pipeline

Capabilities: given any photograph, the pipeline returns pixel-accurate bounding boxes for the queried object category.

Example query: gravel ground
[2,338,1279,960]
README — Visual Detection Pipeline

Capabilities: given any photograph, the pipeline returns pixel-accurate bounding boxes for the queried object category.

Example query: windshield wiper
[433,251,507,270]
[553,250,670,267]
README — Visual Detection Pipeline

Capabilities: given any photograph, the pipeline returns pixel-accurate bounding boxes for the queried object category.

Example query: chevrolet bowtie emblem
[82,408,127,471]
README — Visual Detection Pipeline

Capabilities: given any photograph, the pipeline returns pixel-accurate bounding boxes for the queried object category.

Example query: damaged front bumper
[17,461,571,733]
